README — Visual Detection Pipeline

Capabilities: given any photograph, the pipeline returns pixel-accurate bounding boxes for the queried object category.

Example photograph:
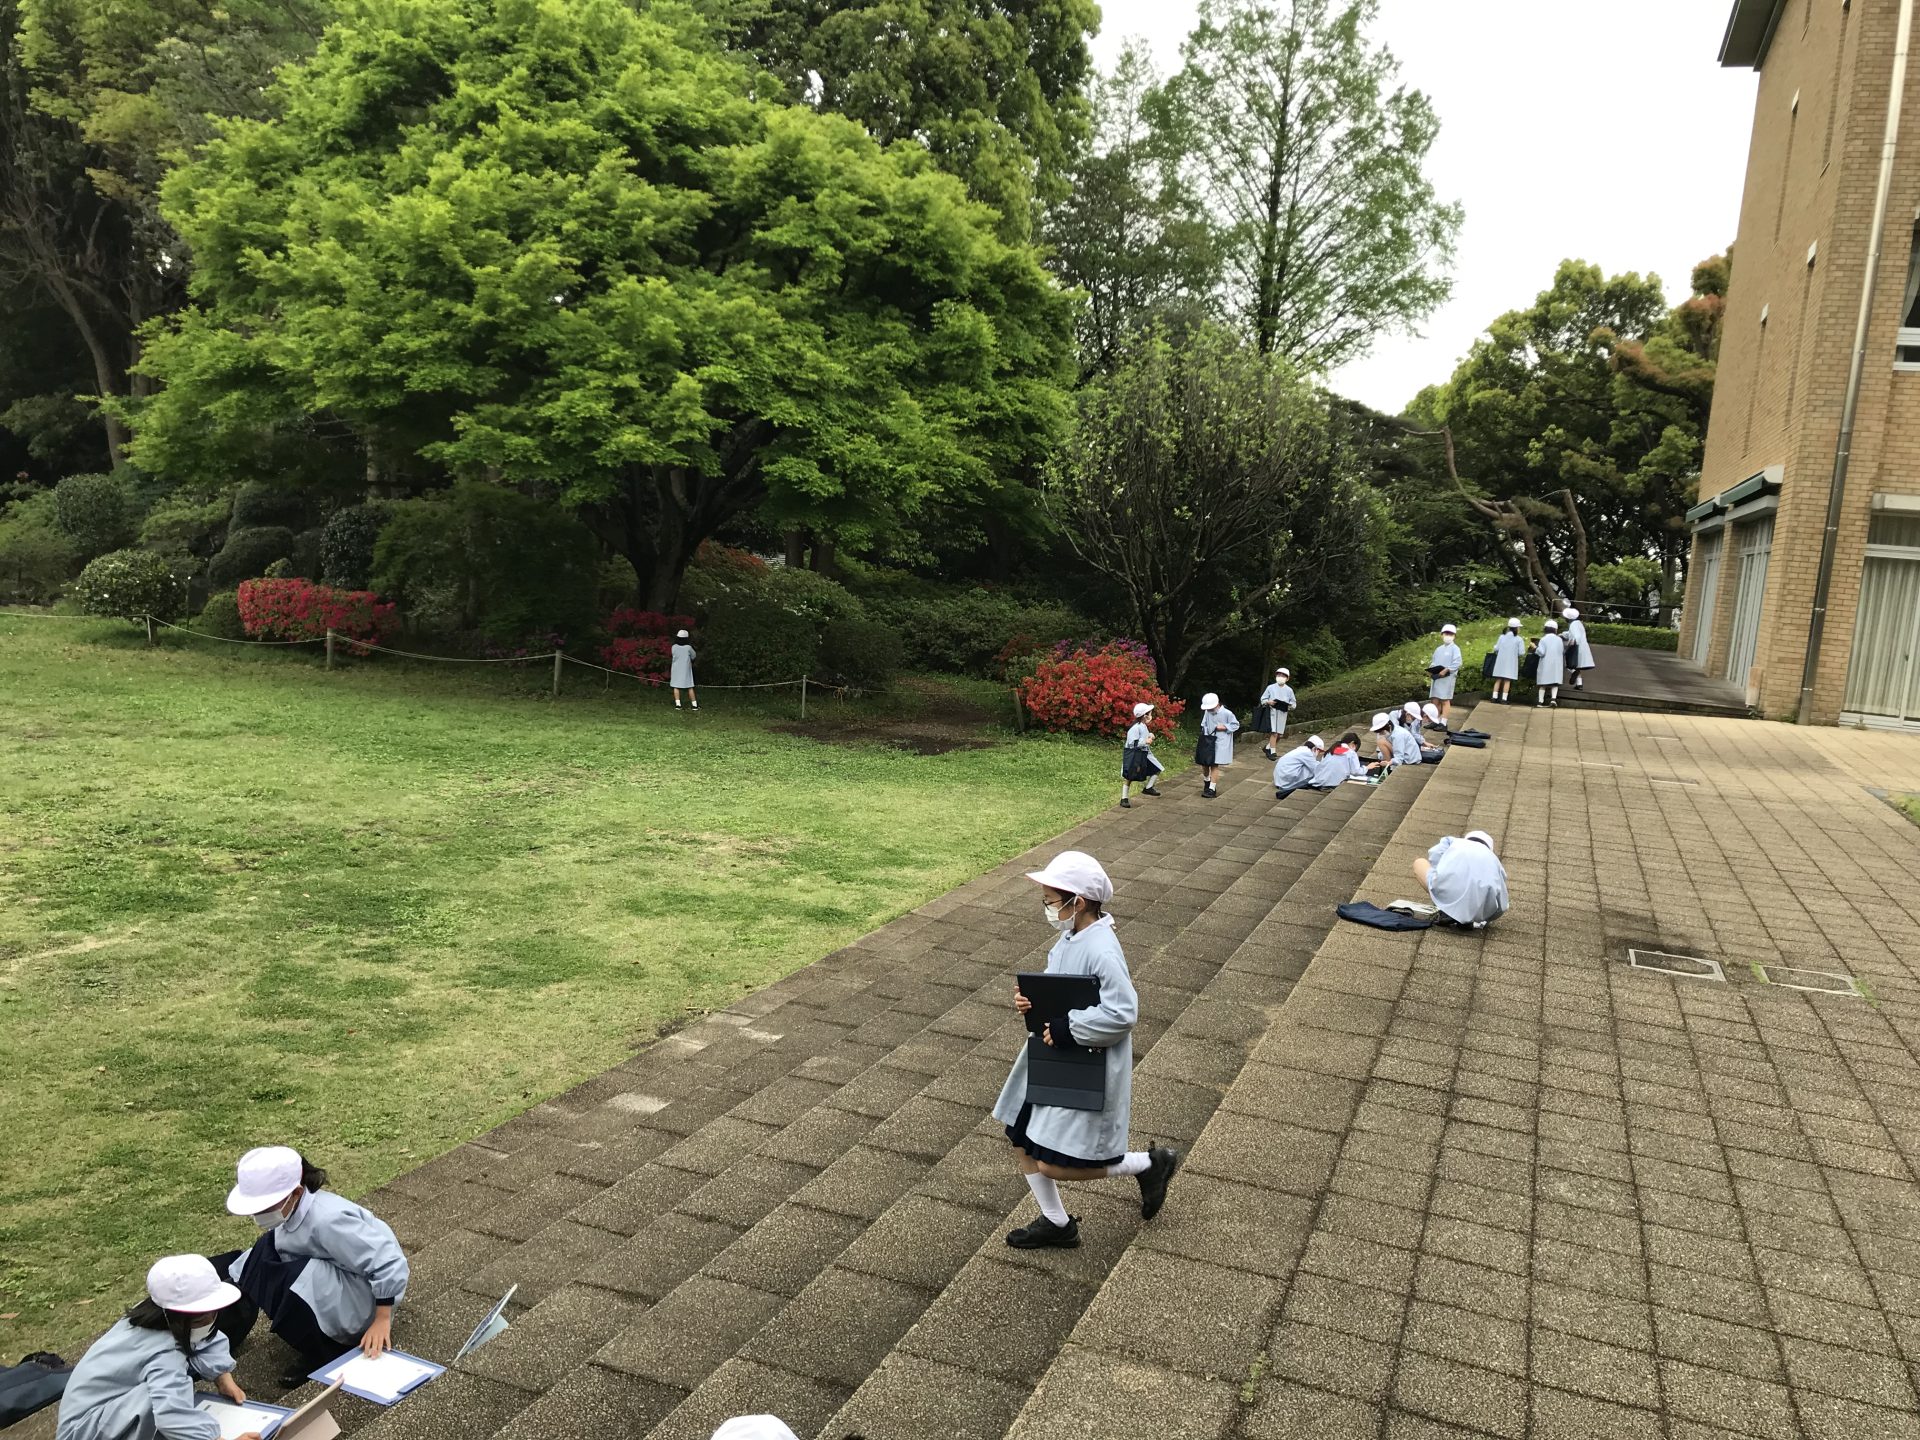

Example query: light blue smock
[227,1190,408,1340]
[56,1319,233,1440]
[1313,747,1365,787]
[1124,720,1164,773]
[1492,631,1524,681]
[1567,620,1594,670]
[1390,725,1424,766]
[1273,743,1320,789]
[1535,634,1566,686]
[992,914,1138,1164]
[1428,642,1464,701]
[1199,707,1240,766]
[1256,683,1295,735]
[669,643,697,689]
[1425,836,1511,926]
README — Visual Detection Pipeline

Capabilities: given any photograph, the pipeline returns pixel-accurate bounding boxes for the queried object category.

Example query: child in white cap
[993,851,1180,1248]
[1534,620,1566,707]
[56,1255,253,1440]
[1119,702,1163,809]
[1490,618,1523,703]
[1389,709,1425,767]
[1253,667,1295,761]
[1192,693,1239,799]
[1414,830,1510,928]
[669,630,698,709]
[1562,607,1594,688]
[1369,713,1397,772]
[1272,734,1326,797]
[710,1420,800,1440]
[1428,623,1464,722]
[213,1147,409,1385]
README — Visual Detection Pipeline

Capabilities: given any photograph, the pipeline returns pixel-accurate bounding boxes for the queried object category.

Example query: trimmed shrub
[238,577,394,643]
[319,503,390,589]
[139,493,231,560]
[819,616,904,691]
[71,547,187,621]
[1272,625,1347,690]
[196,590,247,639]
[702,598,818,686]
[54,472,137,560]
[0,491,80,603]
[230,480,310,531]
[289,526,324,581]
[1018,644,1184,739]
[864,588,1084,675]
[208,526,296,588]
[1587,622,1678,652]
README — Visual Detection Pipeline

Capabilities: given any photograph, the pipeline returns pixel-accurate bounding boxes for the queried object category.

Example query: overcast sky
[1090,0,1760,414]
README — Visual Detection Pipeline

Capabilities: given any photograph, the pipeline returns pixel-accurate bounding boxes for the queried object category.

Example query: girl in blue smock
[669,629,698,709]
[1119,702,1163,809]
[1534,621,1567,707]
[1490,619,1524,703]
[1193,693,1239,799]
[993,851,1180,1249]
[1428,624,1464,722]
[57,1255,253,1440]
[1252,667,1295,760]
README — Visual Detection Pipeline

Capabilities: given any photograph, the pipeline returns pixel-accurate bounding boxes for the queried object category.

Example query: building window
[1869,512,1920,549]
[1898,224,1920,368]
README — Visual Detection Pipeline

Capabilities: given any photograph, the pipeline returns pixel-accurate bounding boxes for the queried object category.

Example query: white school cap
[1545,619,1559,631]
[1276,667,1290,677]
[1025,850,1114,903]
[1440,623,1458,634]
[1422,703,1442,721]
[147,1254,242,1314]
[1307,734,1327,751]
[1465,829,1497,851]
[1562,608,1579,620]
[227,1145,303,1215]
[677,629,690,639]
[1201,692,1220,710]
[1370,712,1391,731]
[1507,617,1522,629]
[1402,701,1421,718]
[1132,701,1154,718]
[710,1420,801,1440]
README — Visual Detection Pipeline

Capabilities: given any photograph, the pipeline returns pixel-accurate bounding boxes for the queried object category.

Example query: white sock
[1025,1172,1069,1225]
[1107,1153,1151,1178]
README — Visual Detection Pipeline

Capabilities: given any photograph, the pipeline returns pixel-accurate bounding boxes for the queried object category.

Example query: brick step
[245,754,1328,1438]
[1002,737,1481,1439]
[817,770,1434,1439]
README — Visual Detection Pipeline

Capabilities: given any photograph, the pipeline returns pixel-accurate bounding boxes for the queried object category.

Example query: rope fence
[1,609,856,717]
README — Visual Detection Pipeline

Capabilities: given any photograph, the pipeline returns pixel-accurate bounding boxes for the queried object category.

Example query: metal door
[1724,518,1775,686]
[1689,533,1722,664]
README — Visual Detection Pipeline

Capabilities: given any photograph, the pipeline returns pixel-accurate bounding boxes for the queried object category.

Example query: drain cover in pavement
[1755,964,1863,996]
[1625,949,1726,982]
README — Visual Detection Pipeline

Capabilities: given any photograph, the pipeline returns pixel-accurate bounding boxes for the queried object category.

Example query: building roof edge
[1721,0,1789,68]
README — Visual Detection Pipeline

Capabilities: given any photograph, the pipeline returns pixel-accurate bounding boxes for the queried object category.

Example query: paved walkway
[1566,644,1748,717]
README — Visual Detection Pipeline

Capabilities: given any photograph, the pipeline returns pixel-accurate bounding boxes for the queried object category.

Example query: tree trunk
[808,535,837,576]
[1560,489,1591,605]
[784,527,807,568]
[44,270,127,467]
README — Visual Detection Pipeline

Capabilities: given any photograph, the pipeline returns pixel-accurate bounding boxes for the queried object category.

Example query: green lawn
[0,615,1111,1357]
[1896,794,1920,829]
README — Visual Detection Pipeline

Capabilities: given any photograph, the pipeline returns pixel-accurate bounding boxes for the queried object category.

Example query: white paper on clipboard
[198,1399,294,1439]
[327,1352,437,1403]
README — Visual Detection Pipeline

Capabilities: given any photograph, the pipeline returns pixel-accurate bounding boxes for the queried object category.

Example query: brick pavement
[1010,704,1920,1440]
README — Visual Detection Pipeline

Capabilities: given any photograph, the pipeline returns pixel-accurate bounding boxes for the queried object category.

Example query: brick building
[1684,0,1920,726]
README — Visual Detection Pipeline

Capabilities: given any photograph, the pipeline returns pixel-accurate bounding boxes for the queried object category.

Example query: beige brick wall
[1692,0,1920,722]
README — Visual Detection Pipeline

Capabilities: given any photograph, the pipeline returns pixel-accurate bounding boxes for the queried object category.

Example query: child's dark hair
[126,1297,196,1356]
[300,1155,329,1192]
[1338,731,1361,748]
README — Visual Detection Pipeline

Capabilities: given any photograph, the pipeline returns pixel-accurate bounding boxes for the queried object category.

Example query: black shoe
[1120,797,1132,809]
[1138,1145,1183,1220]
[1006,1215,1081,1249]
[1142,786,1159,797]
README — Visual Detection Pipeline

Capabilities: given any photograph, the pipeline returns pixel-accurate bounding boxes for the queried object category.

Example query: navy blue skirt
[1005,1102,1121,1169]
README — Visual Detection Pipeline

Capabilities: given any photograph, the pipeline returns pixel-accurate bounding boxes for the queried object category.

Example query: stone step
[816,769,1435,1440]
[250,754,1333,1440]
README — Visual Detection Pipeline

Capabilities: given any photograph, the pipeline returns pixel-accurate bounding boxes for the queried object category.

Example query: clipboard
[1015,972,1099,1036]
[1016,972,1106,1111]
[453,1285,517,1362]
[309,1349,444,1406]
[198,1397,295,1440]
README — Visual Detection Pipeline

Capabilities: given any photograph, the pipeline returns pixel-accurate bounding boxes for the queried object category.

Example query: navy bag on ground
[1335,902,1434,931]
[0,1353,72,1427]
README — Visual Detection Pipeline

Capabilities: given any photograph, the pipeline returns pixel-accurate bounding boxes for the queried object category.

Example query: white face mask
[1045,899,1077,934]
[252,1196,292,1230]
[188,1321,217,1343]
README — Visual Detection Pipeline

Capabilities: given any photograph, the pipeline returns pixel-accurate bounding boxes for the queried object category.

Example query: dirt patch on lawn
[775,676,1009,755]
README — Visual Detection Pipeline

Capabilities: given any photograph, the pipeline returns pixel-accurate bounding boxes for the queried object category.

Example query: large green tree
[1155,0,1460,369]
[128,0,1074,609]
[723,0,1098,240]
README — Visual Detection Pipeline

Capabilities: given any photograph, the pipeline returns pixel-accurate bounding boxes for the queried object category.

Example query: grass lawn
[1896,794,1920,829]
[0,614,1112,1357]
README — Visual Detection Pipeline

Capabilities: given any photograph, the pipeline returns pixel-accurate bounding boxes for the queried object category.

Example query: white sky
[1091,0,1760,414]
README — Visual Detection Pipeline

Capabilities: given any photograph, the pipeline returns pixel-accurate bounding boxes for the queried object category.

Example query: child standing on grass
[1253,667,1295,761]
[1120,702,1163,809]
[670,629,698,709]
[994,851,1180,1249]
[1193,693,1239,799]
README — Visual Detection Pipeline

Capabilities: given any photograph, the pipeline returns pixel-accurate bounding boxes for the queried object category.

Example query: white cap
[677,629,690,639]
[1402,701,1420,718]
[1441,623,1458,634]
[1276,667,1290,677]
[1507,617,1522,629]
[1562,608,1579,620]
[1201,692,1220,710]
[1465,829,1497,851]
[1025,850,1114,903]
[1132,702,1154,718]
[711,1420,801,1440]
[1307,734,1327,751]
[1370,712,1390,731]
[1545,619,1559,631]
[147,1254,242,1314]
[227,1145,303,1215]
[1422,703,1441,721]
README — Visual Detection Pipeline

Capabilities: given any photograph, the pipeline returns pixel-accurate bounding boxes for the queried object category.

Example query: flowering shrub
[597,609,695,683]
[1017,642,1183,739]
[72,547,187,621]
[994,632,1048,683]
[237,578,394,643]
[1052,636,1155,668]
[693,542,768,576]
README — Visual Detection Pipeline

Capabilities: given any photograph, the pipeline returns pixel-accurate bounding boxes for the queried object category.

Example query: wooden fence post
[800,675,808,720]
[325,629,335,670]
[552,649,563,698]
[145,615,155,646]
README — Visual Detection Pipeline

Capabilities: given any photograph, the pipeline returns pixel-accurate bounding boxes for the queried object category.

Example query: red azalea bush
[1017,642,1183,739]
[237,578,394,643]
[598,608,696,683]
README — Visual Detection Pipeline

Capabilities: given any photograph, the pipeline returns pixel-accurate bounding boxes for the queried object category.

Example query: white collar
[1063,913,1115,942]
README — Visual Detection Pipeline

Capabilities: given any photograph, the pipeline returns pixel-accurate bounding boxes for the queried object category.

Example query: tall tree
[722,0,1098,240]
[1155,0,1460,369]
[128,0,1074,610]
[1046,320,1341,691]
[1046,41,1217,378]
